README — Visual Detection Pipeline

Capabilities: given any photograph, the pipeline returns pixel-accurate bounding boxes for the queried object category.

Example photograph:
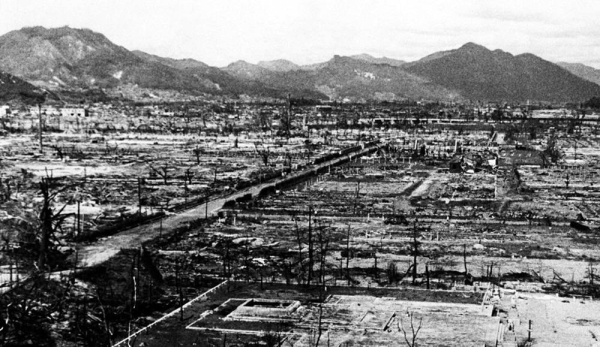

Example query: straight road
[76,142,381,268]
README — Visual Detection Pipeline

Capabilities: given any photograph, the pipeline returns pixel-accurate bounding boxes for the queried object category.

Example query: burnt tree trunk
[38,178,53,270]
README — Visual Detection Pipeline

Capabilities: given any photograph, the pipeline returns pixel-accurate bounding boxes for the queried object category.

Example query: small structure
[29,105,60,116]
[225,298,301,322]
[0,105,9,117]
[61,107,88,117]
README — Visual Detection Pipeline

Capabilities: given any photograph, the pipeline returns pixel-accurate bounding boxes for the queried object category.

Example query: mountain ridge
[0,26,223,94]
[257,59,300,72]
[0,26,327,100]
[557,62,600,87]
[0,26,598,103]
[349,54,405,67]
[218,54,461,101]
[0,71,43,102]
[403,42,600,102]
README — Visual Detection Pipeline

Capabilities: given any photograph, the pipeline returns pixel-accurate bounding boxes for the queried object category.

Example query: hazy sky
[2,0,600,68]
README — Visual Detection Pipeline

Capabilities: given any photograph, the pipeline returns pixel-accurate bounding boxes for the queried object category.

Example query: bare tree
[308,301,326,347]
[184,166,194,185]
[387,262,400,285]
[218,239,233,278]
[411,220,420,284]
[192,146,202,165]
[262,323,287,347]
[37,174,70,270]
[50,145,65,160]
[316,225,330,286]
[398,311,423,347]
[0,273,111,346]
[19,90,48,153]
[256,111,272,130]
[254,142,271,166]
[147,160,177,185]
[541,133,564,167]
[279,93,293,139]
[585,261,599,297]
[292,213,307,285]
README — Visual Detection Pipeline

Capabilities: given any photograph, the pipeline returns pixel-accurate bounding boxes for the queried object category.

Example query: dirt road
[76,183,264,267]
[76,143,382,268]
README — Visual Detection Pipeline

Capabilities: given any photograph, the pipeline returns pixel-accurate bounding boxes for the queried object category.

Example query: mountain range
[0,26,598,103]
[226,55,460,101]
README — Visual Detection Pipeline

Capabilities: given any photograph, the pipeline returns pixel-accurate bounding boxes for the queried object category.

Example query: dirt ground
[131,282,490,347]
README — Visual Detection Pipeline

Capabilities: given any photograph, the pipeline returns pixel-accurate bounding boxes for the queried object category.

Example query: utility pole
[354,180,360,214]
[412,219,419,284]
[463,244,468,274]
[308,205,313,286]
[287,93,292,140]
[137,177,142,215]
[159,215,163,241]
[38,103,43,153]
[373,249,378,278]
[346,224,351,285]
[77,200,81,237]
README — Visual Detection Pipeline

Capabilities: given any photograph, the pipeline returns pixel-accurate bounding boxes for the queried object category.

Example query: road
[76,142,381,268]
[77,182,264,267]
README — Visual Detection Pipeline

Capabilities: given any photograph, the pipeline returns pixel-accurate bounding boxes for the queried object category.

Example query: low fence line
[229,278,491,295]
[185,326,298,337]
[111,279,230,347]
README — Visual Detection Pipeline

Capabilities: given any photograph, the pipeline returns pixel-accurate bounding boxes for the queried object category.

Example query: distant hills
[0,71,41,102]
[557,62,600,87]
[403,43,600,102]
[257,59,300,72]
[223,60,273,79]
[0,26,223,94]
[225,55,459,101]
[349,54,406,67]
[0,26,599,103]
[0,26,318,99]
[131,52,322,99]
[131,50,209,70]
